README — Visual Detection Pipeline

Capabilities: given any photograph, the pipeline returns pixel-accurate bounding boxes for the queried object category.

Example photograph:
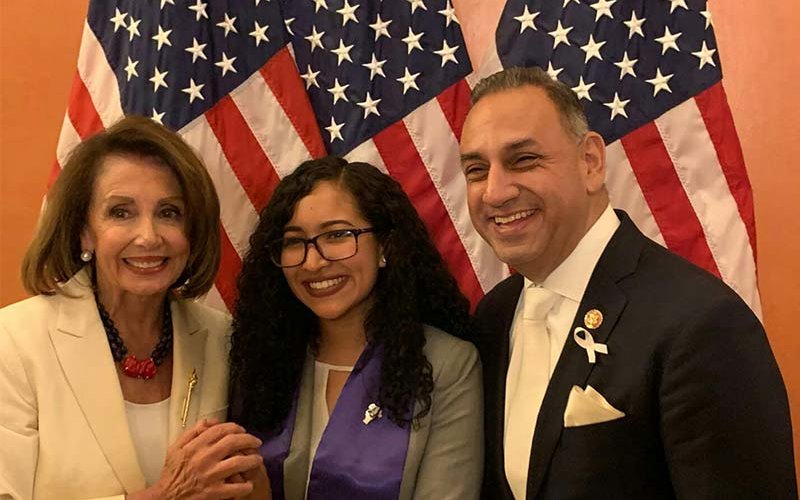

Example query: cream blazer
[0,271,231,500]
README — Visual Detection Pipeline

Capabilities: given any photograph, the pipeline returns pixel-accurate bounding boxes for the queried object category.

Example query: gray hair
[471,66,589,139]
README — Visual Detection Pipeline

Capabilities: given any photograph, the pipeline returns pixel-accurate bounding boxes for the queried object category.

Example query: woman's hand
[128,419,263,499]
[228,448,272,500]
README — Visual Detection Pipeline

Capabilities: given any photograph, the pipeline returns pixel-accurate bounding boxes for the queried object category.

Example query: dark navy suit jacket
[475,210,796,500]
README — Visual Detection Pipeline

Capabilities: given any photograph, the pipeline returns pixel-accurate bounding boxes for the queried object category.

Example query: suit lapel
[167,300,207,444]
[477,274,523,499]
[50,273,146,493]
[525,213,642,499]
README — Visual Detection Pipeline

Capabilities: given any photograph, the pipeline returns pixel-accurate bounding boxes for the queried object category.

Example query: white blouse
[125,397,170,486]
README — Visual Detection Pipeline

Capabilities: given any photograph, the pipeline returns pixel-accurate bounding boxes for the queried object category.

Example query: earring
[379,255,387,268]
[80,250,94,262]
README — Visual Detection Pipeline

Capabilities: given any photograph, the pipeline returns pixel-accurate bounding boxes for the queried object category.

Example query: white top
[125,397,170,486]
[307,360,354,497]
[504,204,620,499]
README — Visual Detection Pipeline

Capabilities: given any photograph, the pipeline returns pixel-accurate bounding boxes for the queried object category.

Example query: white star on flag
[304,26,325,52]
[249,22,269,46]
[150,109,165,124]
[188,0,208,21]
[217,13,238,37]
[668,0,689,14]
[549,20,573,48]
[124,57,139,81]
[215,52,238,76]
[624,12,645,39]
[300,66,320,89]
[363,54,387,79]
[438,1,458,27]
[149,67,169,92]
[331,40,354,66]
[546,61,564,80]
[126,17,141,41]
[581,34,606,63]
[181,78,205,103]
[514,5,539,33]
[397,67,421,94]
[152,26,173,50]
[434,40,459,67]
[327,78,350,104]
[370,14,392,40]
[646,68,674,96]
[357,92,381,118]
[692,41,717,69]
[402,28,424,54]
[614,51,638,79]
[185,37,208,62]
[701,9,713,29]
[407,0,427,14]
[605,92,630,120]
[284,18,295,36]
[336,0,359,26]
[325,117,345,142]
[312,0,328,13]
[590,0,616,21]
[572,76,595,101]
[655,27,682,55]
[110,8,127,32]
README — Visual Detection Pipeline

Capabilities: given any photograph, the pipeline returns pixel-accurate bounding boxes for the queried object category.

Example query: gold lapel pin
[180,369,198,428]
[584,309,603,330]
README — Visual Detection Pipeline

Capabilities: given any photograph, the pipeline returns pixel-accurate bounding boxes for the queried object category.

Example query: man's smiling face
[460,85,605,281]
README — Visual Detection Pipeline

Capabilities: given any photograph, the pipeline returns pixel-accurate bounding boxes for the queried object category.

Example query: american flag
[52,0,760,317]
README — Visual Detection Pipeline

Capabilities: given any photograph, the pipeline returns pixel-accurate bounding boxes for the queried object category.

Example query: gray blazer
[281,326,483,500]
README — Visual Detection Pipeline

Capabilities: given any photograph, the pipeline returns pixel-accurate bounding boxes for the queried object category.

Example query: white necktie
[505,286,558,500]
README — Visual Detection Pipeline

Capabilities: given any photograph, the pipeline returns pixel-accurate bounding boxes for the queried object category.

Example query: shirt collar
[524,204,620,302]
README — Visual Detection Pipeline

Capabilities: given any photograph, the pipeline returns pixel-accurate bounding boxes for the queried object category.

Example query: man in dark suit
[459,66,796,499]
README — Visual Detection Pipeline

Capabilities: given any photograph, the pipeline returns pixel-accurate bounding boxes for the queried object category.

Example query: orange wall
[0,1,87,300]
[2,0,799,480]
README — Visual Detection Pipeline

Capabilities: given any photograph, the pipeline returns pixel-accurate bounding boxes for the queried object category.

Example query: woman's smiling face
[80,154,189,301]
[281,180,383,327]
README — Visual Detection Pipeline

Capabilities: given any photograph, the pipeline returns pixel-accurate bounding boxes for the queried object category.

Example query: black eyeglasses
[268,228,375,268]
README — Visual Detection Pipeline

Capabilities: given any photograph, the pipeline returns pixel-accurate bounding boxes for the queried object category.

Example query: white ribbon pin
[573,327,608,364]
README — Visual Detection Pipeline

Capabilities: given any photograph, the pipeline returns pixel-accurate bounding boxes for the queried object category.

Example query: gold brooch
[180,369,198,428]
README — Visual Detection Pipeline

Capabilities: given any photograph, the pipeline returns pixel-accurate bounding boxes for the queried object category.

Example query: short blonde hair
[22,115,220,298]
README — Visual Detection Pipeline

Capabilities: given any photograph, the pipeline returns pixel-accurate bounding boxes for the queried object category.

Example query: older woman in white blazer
[0,116,265,500]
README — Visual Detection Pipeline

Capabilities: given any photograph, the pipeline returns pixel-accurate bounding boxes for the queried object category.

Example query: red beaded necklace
[96,296,173,379]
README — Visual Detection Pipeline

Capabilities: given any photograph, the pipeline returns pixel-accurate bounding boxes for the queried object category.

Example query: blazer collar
[525,210,643,499]
[52,270,147,493]
[283,353,315,500]
[52,269,210,492]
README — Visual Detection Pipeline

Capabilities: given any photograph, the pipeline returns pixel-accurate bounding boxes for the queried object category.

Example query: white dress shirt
[504,205,620,499]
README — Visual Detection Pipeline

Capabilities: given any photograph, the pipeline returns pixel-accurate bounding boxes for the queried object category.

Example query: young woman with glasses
[228,156,483,500]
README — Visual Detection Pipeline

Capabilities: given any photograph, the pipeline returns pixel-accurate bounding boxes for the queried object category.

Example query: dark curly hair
[229,156,472,432]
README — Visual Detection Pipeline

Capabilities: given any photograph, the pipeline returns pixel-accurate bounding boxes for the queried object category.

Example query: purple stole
[259,345,411,500]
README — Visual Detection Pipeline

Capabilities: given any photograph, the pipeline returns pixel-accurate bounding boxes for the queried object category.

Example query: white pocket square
[563,385,625,427]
